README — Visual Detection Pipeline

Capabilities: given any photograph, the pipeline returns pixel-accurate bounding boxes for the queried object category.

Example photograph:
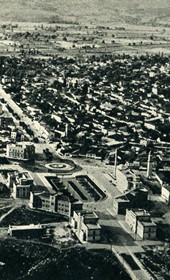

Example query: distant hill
[0,0,169,26]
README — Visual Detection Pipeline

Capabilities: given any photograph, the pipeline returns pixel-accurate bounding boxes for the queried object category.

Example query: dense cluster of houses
[0,54,170,162]
[0,54,170,243]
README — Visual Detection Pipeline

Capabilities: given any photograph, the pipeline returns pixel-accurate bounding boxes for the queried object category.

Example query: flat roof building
[71,210,101,243]
[8,224,46,239]
[12,172,33,199]
[6,143,35,161]
[125,209,157,240]
[30,191,83,217]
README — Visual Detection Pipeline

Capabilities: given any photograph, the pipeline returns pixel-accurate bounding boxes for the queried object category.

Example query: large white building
[8,224,46,238]
[6,143,35,161]
[71,210,101,243]
[125,209,157,240]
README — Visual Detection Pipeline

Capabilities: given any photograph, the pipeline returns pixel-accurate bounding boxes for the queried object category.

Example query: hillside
[0,239,130,280]
[0,0,169,26]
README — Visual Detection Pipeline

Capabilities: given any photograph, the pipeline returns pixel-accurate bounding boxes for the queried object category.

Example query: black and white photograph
[0,1,169,279]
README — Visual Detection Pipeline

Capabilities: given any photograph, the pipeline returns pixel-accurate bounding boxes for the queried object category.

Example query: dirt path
[0,206,15,222]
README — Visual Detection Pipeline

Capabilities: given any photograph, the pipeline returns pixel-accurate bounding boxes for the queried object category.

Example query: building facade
[30,191,83,217]
[12,172,33,199]
[125,209,157,240]
[8,224,46,238]
[6,143,35,161]
[71,210,101,243]
[161,185,170,204]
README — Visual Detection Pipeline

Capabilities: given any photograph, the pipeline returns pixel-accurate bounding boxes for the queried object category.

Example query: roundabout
[45,161,76,173]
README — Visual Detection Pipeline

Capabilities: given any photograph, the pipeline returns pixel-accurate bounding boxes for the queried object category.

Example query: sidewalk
[116,168,128,193]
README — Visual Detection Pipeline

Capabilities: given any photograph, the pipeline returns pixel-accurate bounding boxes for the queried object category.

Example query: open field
[0,21,170,58]
[0,1,169,57]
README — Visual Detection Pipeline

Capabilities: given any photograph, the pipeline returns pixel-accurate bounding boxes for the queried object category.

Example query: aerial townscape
[0,1,170,280]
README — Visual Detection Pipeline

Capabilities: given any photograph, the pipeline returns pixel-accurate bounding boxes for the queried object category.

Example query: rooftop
[86,223,101,230]
[75,210,98,220]
[128,209,150,217]
[115,195,129,203]
[9,224,44,230]
[138,219,156,227]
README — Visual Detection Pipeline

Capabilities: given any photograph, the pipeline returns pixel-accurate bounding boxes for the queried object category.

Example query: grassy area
[156,222,170,241]
[0,186,11,198]
[145,200,170,217]
[0,206,12,218]
[0,198,13,209]
[136,245,170,280]
[140,175,161,194]
[0,206,67,227]
[0,238,130,280]
[101,225,135,246]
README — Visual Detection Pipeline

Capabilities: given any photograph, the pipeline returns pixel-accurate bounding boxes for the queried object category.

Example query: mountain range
[0,0,169,26]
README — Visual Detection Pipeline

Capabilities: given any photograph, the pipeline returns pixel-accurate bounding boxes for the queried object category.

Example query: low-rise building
[113,187,148,214]
[71,210,101,243]
[11,129,18,142]
[6,143,35,161]
[125,209,157,240]
[8,224,46,238]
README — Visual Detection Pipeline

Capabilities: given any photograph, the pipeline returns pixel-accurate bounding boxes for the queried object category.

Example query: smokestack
[147,150,152,178]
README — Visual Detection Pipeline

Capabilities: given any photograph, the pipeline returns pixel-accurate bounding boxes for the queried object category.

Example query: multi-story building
[30,192,58,212]
[10,129,18,142]
[12,172,33,199]
[29,191,83,217]
[125,209,157,240]
[6,143,35,161]
[71,210,101,243]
